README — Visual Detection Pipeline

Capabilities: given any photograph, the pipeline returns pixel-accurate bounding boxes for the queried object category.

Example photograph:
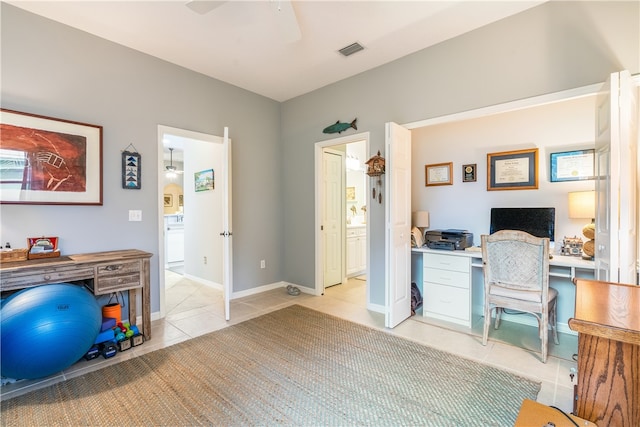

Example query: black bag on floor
[411,282,422,315]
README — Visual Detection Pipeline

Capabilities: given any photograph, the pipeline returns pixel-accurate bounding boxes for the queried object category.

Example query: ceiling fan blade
[186,0,226,15]
[269,0,301,43]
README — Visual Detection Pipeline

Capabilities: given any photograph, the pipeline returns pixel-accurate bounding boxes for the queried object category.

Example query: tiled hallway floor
[1,272,577,414]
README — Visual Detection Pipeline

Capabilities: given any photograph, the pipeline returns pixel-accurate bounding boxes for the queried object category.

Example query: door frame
[314,132,370,297]
[157,125,230,318]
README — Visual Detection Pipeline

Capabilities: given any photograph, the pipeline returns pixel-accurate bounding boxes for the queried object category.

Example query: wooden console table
[568,278,639,427]
[0,249,152,340]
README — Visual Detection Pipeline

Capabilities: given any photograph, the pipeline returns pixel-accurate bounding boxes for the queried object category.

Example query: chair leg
[483,305,491,346]
[494,307,502,330]
[551,300,559,345]
[541,315,548,363]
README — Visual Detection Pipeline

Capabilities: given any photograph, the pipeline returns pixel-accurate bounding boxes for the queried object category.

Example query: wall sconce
[568,190,595,259]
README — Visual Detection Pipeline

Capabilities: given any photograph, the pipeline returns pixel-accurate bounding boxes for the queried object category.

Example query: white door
[222,127,233,320]
[595,71,638,283]
[385,122,412,328]
[323,149,344,288]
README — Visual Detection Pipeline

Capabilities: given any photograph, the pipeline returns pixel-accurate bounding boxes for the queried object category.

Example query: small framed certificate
[487,148,538,191]
[425,162,453,186]
[550,149,594,182]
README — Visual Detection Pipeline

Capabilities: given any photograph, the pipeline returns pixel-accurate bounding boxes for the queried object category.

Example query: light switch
[129,210,142,221]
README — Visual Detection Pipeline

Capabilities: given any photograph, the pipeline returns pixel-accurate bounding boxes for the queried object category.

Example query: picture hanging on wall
[0,108,103,205]
[487,148,538,191]
[550,149,594,182]
[462,164,476,182]
[163,194,173,207]
[195,169,214,192]
[122,145,141,189]
[425,162,453,186]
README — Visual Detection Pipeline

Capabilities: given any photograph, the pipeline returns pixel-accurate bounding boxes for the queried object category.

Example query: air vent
[339,42,364,57]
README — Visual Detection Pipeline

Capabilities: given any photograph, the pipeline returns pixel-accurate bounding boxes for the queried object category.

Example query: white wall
[411,95,598,248]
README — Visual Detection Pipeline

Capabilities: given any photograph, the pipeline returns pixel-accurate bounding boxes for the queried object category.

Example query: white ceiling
[8,0,546,103]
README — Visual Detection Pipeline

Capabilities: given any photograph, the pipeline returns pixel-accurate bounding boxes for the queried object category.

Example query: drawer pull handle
[44,275,51,280]
[117,278,124,284]
[105,265,123,272]
[440,299,453,304]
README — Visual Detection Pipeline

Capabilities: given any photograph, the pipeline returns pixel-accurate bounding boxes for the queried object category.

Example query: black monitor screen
[490,207,555,242]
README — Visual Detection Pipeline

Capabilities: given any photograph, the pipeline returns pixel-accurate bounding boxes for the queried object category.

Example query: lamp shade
[412,211,430,228]
[568,191,595,219]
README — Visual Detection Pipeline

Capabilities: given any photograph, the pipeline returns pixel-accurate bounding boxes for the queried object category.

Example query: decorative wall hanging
[322,118,357,134]
[550,149,594,182]
[195,168,214,192]
[487,148,538,191]
[0,108,103,205]
[425,162,453,186]
[365,150,385,204]
[122,143,141,189]
[462,163,477,182]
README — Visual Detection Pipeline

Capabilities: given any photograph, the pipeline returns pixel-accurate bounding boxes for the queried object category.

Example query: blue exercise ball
[1,283,101,380]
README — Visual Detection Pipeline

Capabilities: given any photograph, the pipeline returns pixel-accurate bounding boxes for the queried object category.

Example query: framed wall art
[425,162,453,186]
[0,108,103,205]
[194,168,214,192]
[122,144,141,189]
[163,194,173,207]
[462,164,476,182]
[487,148,538,191]
[550,149,594,182]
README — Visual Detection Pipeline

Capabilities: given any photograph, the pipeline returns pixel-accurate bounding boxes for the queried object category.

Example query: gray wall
[0,4,283,312]
[2,2,638,313]
[280,1,639,304]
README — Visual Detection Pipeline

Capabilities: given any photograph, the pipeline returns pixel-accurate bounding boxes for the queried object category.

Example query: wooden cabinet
[569,279,639,427]
[346,226,366,277]
[422,251,471,327]
[0,250,152,339]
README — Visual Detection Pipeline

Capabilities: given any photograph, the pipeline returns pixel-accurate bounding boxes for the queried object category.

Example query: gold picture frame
[487,148,538,191]
[425,162,453,186]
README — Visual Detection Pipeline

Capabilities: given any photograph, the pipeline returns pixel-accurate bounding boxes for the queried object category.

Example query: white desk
[411,247,595,333]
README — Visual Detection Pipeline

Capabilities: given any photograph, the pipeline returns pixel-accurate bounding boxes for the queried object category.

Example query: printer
[426,229,474,250]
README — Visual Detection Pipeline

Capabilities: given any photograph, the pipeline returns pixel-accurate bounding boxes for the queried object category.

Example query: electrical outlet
[128,210,142,221]
[204,256,207,265]
[260,260,266,269]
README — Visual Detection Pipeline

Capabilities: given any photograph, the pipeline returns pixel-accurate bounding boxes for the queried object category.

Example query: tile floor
[1,271,578,414]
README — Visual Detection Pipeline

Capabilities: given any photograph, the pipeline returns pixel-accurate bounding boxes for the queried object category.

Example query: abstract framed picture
[550,149,594,182]
[194,168,214,192]
[0,109,103,205]
[122,150,141,189]
[487,148,538,191]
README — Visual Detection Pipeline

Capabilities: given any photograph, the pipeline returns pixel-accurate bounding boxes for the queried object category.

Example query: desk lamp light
[411,211,430,247]
[568,190,595,259]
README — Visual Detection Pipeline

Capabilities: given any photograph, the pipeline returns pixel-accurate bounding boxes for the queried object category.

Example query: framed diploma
[425,162,453,186]
[550,149,594,182]
[487,148,538,191]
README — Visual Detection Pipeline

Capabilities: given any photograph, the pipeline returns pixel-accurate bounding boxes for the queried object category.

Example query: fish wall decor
[323,118,357,134]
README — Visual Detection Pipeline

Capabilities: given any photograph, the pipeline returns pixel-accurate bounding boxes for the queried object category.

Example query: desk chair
[481,230,559,363]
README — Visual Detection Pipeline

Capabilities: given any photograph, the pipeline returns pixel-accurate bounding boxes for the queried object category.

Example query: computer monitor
[489,207,555,242]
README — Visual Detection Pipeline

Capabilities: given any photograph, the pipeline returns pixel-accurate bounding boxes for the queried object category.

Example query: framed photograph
[0,109,103,205]
[194,168,214,192]
[550,149,595,182]
[163,194,173,207]
[178,194,184,207]
[425,162,453,186]
[487,148,538,191]
[122,150,141,189]
[346,186,356,201]
[462,164,476,182]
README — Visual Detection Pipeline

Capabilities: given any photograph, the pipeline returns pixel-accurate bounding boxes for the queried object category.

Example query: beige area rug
[0,305,539,426]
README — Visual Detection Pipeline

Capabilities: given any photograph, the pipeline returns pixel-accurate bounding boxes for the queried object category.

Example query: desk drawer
[424,267,469,289]
[423,282,470,322]
[424,253,469,273]
[95,260,142,294]
[0,267,94,291]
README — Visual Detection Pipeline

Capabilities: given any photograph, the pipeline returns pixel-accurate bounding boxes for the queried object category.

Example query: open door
[222,127,233,320]
[322,149,345,289]
[595,71,638,283]
[385,122,412,328]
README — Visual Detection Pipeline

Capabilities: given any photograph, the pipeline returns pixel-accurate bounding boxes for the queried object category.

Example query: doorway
[157,125,230,319]
[314,132,371,305]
